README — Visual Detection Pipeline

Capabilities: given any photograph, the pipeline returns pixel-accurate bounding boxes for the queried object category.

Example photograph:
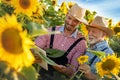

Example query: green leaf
[103,75,117,80]
[87,49,105,58]
[31,27,49,37]
[34,47,57,66]
[109,35,120,56]
[45,71,67,80]
[46,48,65,58]
[19,66,37,80]
[0,61,26,80]
[109,72,118,80]
[17,73,26,80]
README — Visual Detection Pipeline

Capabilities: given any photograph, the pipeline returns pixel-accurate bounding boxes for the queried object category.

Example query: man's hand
[53,65,74,76]
[79,64,91,74]
[34,54,42,63]
[79,64,97,80]
[30,48,42,63]
[53,65,66,73]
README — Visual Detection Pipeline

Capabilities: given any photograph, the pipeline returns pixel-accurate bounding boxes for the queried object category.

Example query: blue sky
[58,0,120,24]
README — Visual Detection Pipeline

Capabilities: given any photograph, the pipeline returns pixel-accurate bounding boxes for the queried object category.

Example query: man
[79,16,114,80]
[35,3,87,80]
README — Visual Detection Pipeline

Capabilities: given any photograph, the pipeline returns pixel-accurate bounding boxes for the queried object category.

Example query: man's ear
[66,13,69,17]
[77,20,83,25]
[102,31,107,37]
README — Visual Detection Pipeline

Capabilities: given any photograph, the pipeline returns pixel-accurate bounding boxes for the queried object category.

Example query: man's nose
[88,30,92,35]
[68,20,73,25]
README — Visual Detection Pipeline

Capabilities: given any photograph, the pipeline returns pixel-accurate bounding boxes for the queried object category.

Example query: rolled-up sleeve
[35,35,49,49]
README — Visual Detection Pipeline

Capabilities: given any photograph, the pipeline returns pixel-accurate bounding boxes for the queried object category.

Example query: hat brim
[87,25,114,37]
[71,15,88,25]
[78,18,88,25]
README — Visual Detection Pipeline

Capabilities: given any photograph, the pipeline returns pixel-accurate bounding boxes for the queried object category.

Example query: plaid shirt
[85,41,114,74]
[35,26,87,71]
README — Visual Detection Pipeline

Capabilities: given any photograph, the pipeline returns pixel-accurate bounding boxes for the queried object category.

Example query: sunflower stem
[69,70,78,80]
[69,70,84,80]
[77,72,84,79]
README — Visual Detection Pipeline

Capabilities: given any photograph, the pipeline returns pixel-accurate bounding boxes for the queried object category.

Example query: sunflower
[33,2,43,17]
[96,54,120,78]
[32,2,44,23]
[77,55,89,64]
[112,22,120,35]
[113,26,120,35]
[51,0,57,6]
[80,24,88,37]
[68,2,75,9]
[0,14,35,70]
[11,0,39,17]
[1,0,11,4]
[59,2,68,15]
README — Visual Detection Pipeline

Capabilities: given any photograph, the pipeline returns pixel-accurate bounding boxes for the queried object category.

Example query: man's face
[88,27,104,45]
[65,14,81,32]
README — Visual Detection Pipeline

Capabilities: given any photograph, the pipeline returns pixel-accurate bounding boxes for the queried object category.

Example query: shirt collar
[93,41,108,51]
[59,26,78,38]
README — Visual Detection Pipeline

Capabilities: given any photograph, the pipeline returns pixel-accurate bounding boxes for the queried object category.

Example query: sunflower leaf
[34,47,57,66]
[103,75,116,80]
[46,48,65,58]
[31,29,49,37]
[87,49,105,58]
[0,61,27,80]
[109,71,118,80]
[19,66,37,80]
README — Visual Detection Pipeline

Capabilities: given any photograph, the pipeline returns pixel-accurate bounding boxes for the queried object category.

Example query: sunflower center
[52,1,56,6]
[5,0,11,1]
[101,59,115,71]
[19,0,30,9]
[1,28,23,54]
[80,57,85,61]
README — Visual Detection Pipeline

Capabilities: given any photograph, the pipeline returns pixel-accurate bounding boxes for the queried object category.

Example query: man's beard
[88,36,100,45]
[64,23,74,31]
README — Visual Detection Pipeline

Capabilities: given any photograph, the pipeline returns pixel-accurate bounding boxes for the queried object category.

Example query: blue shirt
[85,41,114,74]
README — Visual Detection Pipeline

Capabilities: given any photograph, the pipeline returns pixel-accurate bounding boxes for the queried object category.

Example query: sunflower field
[0,0,120,80]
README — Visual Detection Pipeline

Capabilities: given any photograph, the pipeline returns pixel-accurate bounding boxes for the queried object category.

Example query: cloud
[58,0,120,23]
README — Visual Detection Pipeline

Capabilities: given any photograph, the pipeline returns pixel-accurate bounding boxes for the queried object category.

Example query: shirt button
[61,44,64,46]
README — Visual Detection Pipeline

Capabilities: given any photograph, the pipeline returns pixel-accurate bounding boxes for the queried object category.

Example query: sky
[58,0,120,24]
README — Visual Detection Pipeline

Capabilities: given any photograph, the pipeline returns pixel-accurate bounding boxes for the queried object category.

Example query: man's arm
[55,40,87,76]
[53,65,74,76]
[70,40,87,72]
[79,64,97,80]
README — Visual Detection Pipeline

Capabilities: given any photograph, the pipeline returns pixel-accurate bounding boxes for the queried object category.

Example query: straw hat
[68,3,88,25]
[88,16,114,37]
